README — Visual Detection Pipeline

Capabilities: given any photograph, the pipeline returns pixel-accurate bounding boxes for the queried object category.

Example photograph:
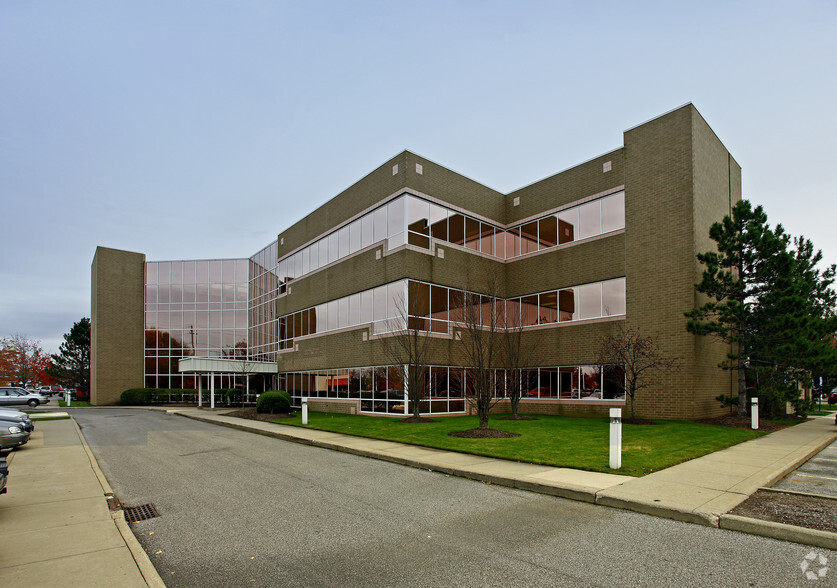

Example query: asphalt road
[70,408,836,587]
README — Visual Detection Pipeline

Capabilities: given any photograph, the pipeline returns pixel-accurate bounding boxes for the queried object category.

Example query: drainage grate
[124,503,160,523]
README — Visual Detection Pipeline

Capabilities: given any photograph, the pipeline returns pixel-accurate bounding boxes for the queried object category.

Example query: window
[578,201,601,240]
[578,283,602,320]
[601,191,625,233]
[602,278,626,316]
[557,209,577,244]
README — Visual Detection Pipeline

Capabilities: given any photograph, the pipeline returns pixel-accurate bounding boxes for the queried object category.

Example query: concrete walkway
[0,419,164,587]
[176,408,837,546]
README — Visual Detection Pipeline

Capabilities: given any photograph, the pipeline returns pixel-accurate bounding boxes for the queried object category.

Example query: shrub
[120,388,153,405]
[256,390,292,414]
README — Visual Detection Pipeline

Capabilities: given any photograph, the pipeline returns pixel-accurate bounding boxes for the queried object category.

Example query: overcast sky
[1,1,835,354]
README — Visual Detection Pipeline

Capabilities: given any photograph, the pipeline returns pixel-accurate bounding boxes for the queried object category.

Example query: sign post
[609,408,622,470]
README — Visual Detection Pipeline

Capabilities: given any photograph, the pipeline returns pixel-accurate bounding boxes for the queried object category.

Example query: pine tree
[685,200,786,416]
[48,318,91,394]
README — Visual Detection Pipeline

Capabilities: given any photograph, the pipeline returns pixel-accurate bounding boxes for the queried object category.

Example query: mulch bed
[399,416,438,423]
[622,417,656,425]
[694,414,804,433]
[730,490,837,533]
[448,428,520,439]
[222,408,294,421]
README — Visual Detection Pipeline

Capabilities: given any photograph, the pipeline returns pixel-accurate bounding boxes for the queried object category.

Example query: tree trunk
[737,340,747,417]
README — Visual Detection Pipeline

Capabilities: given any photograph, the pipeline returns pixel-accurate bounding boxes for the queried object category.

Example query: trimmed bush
[120,388,153,405]
[256,390,292,414]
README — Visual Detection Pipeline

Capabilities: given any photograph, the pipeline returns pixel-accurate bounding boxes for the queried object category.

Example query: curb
[71,417,166,588]
[720,514,837,551]
[72,417,113,497]
[113,511,168,588]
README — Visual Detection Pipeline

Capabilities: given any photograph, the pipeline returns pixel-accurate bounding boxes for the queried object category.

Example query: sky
[1,1,835,354]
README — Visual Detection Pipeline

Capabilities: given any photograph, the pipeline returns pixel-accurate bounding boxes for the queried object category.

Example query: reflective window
[520,222,538,254]
[558,208,579,245]
[602,278,626,317]
[578,201,601,240]
[601,191,625,233]
[539,291,558,324]
[578,282,602,319]
[539,216,558,249]
[448,214,465,245]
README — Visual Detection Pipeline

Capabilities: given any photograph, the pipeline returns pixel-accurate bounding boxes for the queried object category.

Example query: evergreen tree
[687,200,837,417]
[685,200,786,416]
[48,318,91,393]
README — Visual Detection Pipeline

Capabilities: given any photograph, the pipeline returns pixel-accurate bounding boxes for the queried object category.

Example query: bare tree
[378,284,433,420]
[456,275,505,429]
[500,299,536,419]
[597,324,679,420]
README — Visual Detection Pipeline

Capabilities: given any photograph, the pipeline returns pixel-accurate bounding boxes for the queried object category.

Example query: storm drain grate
[124,503,160,523]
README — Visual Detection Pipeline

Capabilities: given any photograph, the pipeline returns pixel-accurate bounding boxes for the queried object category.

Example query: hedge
[256,390,292,414]
[119,388,243,405]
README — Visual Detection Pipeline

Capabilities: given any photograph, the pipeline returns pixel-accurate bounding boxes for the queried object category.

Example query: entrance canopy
[178,357,278,374]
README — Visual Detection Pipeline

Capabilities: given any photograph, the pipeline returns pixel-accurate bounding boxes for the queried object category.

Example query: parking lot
[773,437,837,498]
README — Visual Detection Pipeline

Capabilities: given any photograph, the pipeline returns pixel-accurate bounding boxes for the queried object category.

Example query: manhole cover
[124,503,160,523]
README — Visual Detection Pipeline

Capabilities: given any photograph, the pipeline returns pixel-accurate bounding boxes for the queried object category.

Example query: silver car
[0,423,29,450]
[0,388,50,408]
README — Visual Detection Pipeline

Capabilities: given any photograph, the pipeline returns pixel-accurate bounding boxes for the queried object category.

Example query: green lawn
[810,408,836,416]
[30,416,71,421]
[270,413,766,477]
[57,400,92,407]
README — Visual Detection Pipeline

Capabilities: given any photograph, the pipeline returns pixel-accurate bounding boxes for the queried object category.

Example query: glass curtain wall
[144,259,249,389]
[281,364,625,415]
[278,278,626,350]
[249,241,279,362]
[278,191,625,291]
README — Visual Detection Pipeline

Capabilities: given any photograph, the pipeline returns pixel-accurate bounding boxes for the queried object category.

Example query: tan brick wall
[91,247,145,405]
[274,105,741,420]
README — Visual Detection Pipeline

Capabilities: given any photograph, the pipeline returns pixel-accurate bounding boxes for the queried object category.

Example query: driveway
[70,408,836,587]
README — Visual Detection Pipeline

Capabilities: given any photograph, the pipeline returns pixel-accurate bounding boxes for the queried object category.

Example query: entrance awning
[178,357,278,374]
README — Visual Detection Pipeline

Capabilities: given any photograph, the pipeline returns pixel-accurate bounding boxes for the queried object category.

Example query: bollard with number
[609,407,622,470]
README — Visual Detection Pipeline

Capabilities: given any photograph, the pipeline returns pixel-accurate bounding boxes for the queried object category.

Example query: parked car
[0,410,34,433]
[0,388,50,408]
[828,392,837,405]
[50,386,64,396]
[0,423,29,450]
[0,458,8,495]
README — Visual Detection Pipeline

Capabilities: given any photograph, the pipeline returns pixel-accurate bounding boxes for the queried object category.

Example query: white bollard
[65,391,71,407]
[609,407,622,470]
[302,397,309,425]
[751,397,759,430]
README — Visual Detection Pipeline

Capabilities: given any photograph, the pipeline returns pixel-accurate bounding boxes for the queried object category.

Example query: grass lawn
[810,408,836,416]
[271,412,766,477]
[58,400,92,407]
[30,416,71,421]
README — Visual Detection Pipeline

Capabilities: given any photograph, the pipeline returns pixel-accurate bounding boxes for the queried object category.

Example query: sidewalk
[176,408,837,548]
[0,418,164,587]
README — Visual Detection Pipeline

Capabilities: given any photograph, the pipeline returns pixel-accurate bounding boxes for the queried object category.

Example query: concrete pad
[3,520,125,566]
[696,492,749,518]
[0,547,148,588]
[320,437,405,452]
[416,452,495,468]
[0,496,109,529]
[524,467,631,489]
[381,445,448,459]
